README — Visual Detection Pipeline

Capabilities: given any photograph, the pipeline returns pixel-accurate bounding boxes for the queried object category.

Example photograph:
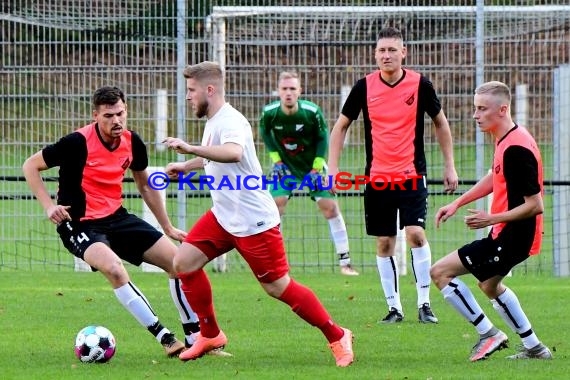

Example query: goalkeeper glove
[308,169,324,190]
[271,162,291,179]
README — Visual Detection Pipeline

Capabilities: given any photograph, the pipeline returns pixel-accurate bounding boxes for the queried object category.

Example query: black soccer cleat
[418,303,438,324]
[380,307,404,323]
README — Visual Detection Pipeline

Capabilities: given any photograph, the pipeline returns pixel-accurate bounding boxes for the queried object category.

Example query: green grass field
[0,271,567,380]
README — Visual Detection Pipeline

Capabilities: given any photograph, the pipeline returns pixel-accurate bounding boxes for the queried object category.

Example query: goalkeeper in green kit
[259,71,358,276]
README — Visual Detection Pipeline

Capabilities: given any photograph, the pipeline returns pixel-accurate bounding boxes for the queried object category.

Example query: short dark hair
[93,86,126,108]
[377,27,404,41]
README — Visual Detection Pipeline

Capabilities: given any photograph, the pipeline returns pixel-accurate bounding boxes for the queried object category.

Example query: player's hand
[443,166,459,194]
[47,204,71,225]
[307,169,324,190]
[324,165,339,194]
[435,202,458,228]
[164,225,187,242]
[464,209,494,230]
[163,137,194,154]
[271,162,291,179]
[165,162,187,179]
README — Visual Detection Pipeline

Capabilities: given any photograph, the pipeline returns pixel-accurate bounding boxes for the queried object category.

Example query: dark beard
[195,102,208,118]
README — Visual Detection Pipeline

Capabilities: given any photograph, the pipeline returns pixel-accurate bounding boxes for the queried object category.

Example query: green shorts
[269,176,336,201]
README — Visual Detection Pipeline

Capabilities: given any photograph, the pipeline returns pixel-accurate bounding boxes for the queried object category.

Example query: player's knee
[101,259,129,285]
[262,275,290,298]
[477,281,501,298]
[321,206,339,219]
[376,237,394,255]
[173,250,205,274]
[430,263,452,290]
[405,228,426,247]
[430,263,442,282]
[172,254,185,274]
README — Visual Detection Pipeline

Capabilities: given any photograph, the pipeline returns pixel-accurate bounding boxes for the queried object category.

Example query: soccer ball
[74,325,116,363]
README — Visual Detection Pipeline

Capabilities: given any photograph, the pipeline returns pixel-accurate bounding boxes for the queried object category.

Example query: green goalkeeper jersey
[259,99,329,179]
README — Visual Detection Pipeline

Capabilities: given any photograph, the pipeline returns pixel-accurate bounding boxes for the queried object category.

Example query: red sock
[278,279,344,343]
[178,269,220,338]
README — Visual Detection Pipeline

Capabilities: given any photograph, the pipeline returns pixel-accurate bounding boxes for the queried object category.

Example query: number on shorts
[76,232,90,244]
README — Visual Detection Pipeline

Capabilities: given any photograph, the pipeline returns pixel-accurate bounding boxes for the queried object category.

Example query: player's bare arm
[187,142,243,163]
[165,158,204,178]
[163,137,243,163]
[132,169,187,242]
[432,111,459,193]
[326,114,352,191]
[435,173,494,228]
[465,192,543,230]
[22,151,71,224]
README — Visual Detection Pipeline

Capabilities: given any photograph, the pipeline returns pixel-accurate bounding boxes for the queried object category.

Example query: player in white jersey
[198,102,279,235]
[162,61,354,367]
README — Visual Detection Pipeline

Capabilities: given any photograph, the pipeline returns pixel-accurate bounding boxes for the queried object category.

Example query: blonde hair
[183,61,223,85]
[278,71,300,83]
[475,81,511,104]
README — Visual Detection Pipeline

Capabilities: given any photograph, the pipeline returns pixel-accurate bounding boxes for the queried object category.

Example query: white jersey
[201,103,280,236]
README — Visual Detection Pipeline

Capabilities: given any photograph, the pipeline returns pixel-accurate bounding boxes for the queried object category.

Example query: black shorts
[56,207,163,267]
[363,177,428,236]
[458,232,531,282]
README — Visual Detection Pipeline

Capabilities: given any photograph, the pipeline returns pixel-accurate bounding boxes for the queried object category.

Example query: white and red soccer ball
[74,325,116,363]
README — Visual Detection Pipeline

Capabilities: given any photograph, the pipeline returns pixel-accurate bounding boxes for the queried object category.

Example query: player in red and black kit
[22,86,199,357]
[328,27,458,324]
[432,81,552,361]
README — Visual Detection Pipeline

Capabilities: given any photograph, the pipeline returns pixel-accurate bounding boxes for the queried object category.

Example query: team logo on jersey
[295,124,304,132]
[281,137,304,155]
[120,157,131,169]
[405,94,415,105]
[495,164,501,174]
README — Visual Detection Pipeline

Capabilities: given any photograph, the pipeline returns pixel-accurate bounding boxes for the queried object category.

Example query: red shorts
[184,210,289,283]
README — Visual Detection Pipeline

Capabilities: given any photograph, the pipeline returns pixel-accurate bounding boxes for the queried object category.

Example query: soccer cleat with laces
[506,343,553,360]
[418,303,438,323]
[380,307,404,323]
[340,264,360,276]
[469,330,509,362]
[328,327,354,367]
[179,330,228,361]
[161,333,185,357]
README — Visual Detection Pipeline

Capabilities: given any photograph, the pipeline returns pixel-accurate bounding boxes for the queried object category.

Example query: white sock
[376,256,402,312]
[441,278,494,335]
[114,282,159,328]
[411,243,432,307]
[169,278,199,344]
[492,287,539,349]
[327,214,350,266]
